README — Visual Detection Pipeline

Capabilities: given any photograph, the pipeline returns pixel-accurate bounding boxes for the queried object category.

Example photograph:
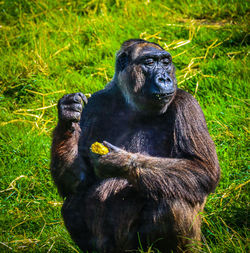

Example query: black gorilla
[51,39,220,252]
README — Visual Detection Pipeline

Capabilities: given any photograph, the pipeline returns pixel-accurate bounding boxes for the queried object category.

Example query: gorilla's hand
[58,93,87,124]
[90,141,138,179]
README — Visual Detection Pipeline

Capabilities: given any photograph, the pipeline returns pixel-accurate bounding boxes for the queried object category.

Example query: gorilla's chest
[92,112,174,157]
[115,126,168,156]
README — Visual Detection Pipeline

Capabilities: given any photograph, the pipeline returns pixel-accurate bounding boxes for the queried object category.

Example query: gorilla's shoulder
[176,88,195,100]
[174,89,205,120]
[83,82,121,114]
[175,88,200,106]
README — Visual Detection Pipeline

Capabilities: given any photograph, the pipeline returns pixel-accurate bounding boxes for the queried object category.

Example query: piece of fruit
[91,142,109,155]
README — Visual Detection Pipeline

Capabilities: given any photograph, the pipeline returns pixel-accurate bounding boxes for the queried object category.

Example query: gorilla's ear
[116,52,128,72]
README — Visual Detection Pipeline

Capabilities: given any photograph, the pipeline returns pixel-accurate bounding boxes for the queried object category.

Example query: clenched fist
[58,93,87,123]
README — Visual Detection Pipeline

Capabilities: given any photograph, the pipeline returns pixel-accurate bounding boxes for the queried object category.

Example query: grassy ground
[0,0,249,252]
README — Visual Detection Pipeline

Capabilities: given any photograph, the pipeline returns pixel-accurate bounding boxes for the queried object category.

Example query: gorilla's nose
[155,74,174,94]
[157,76,172,84]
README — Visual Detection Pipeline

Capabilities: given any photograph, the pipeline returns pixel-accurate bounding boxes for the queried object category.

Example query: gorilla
[51,39,220,253]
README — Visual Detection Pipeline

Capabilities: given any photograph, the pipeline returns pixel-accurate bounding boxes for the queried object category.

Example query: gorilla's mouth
[135,92,175,110]
[152,92,174,101]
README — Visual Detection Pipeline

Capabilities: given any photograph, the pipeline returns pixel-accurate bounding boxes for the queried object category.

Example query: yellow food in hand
[91,142,109,155]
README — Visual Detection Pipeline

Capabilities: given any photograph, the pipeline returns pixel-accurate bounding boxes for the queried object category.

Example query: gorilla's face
[118,44,177,114]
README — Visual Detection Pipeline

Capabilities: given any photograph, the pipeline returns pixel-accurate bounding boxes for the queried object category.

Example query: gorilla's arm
[51,93,87,197]
[96,151,219,204]
[93,94,220,204]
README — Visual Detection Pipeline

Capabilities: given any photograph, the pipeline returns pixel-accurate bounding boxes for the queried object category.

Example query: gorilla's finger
[103,141,122,153]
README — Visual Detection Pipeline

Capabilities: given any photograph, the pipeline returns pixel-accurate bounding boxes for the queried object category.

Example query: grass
[0,0,249,252]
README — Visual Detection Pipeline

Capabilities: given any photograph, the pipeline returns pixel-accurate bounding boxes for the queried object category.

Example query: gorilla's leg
[62,194,95,252]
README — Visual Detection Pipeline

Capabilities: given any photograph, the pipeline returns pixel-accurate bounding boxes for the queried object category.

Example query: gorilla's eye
[144,58,155,66]
[162,58,171,66]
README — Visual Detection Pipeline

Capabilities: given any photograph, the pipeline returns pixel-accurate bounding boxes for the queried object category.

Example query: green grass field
[0,0,249,252]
